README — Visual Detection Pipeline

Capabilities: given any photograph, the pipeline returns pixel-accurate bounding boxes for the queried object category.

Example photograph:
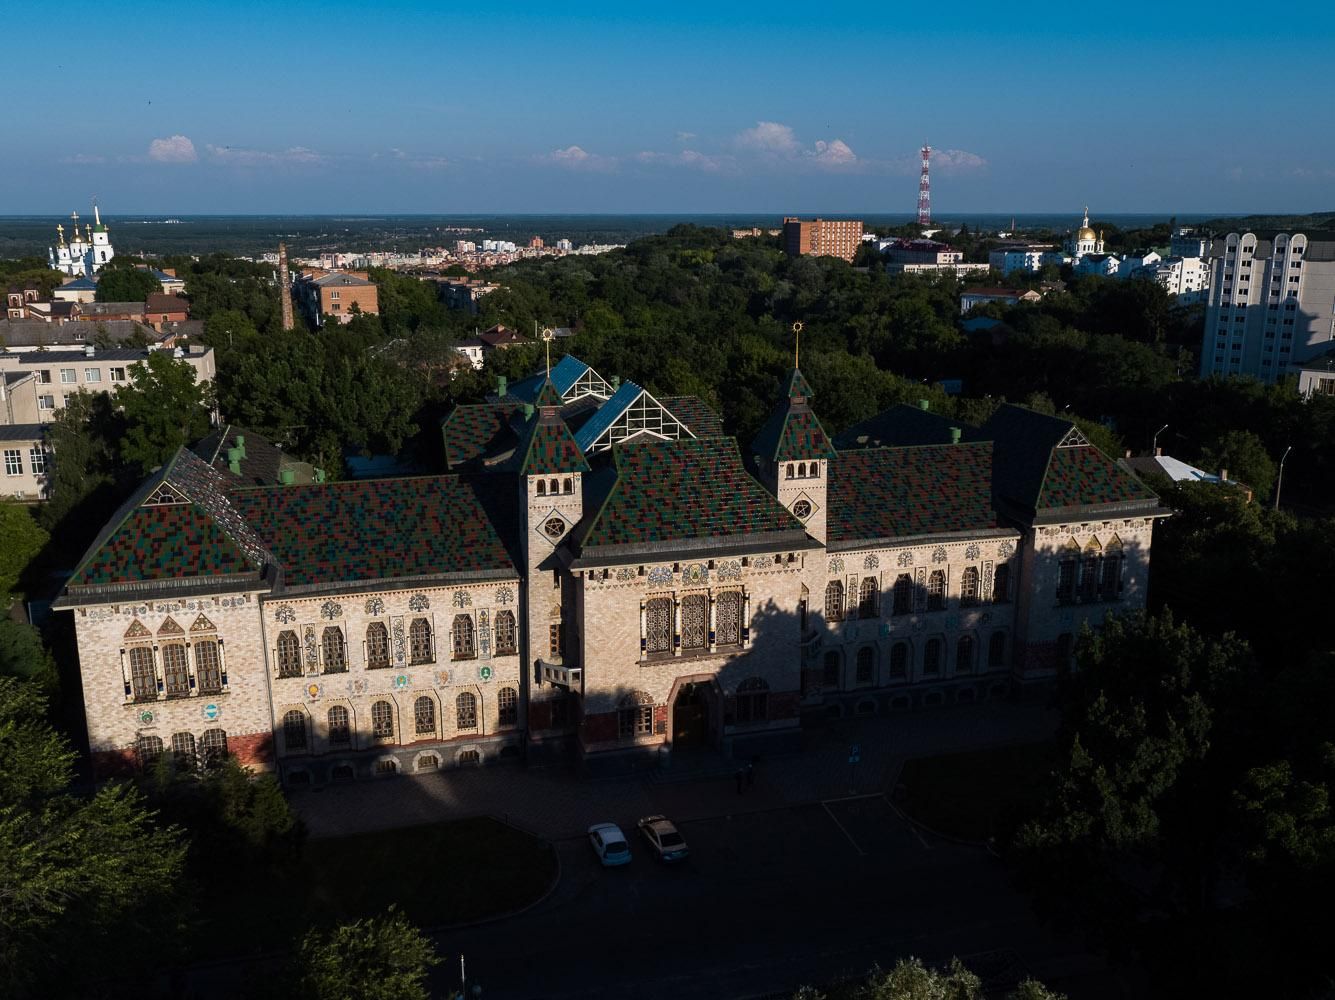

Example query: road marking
[821,801,867,856]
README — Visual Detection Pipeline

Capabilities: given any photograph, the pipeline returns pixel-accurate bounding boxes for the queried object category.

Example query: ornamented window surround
[640,588,750,663]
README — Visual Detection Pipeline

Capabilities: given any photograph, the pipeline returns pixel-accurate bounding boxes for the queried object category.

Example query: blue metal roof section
[509,354,590,403]
[573,380,641,453]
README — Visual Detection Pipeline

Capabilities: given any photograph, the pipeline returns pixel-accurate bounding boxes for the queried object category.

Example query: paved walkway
[290,700,1058,841]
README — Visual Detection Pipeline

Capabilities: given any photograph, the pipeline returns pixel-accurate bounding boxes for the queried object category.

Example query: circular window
[544,517,566,538]
[792,499,812,519]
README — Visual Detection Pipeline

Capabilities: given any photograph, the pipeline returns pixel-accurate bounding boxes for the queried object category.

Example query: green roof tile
[1039,446,1156,509]
[441,403,520,468]
[69,502,258,586]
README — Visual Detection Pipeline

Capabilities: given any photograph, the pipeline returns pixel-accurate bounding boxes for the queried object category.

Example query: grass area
[894,741,1054,843]
[193,816,557,960]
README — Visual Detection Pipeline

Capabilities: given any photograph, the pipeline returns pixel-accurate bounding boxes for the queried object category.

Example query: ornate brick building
[55,355,1166,784]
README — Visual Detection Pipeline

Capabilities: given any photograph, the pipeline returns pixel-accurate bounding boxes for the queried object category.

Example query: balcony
[540,660,583,689]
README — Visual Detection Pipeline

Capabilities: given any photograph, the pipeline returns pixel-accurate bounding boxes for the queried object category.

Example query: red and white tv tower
[917,144,932,227]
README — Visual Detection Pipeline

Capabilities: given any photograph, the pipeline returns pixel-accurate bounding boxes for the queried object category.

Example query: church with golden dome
[1065,207,1104,259]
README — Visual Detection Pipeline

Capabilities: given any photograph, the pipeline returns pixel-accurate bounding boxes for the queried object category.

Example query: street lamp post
[1152,423,1169,455]
[1274,445,1293,511]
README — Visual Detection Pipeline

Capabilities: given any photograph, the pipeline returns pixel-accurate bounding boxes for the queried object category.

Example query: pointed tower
[515,377,590,711]
[89,204,114,272]
[750,366,836,543]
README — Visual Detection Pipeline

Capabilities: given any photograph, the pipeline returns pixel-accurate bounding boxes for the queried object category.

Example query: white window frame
[38,395,56,411]
[59,368,77,384]
[28,448,45,474]
[109,367,127,383]
[3,449,22,476]
[84,367,102,383]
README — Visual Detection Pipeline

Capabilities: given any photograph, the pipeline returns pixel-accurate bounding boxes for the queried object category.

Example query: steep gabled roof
[580,437,807,553]
[661,395,724,439]
[572,380,693,454]
[834,404,966,449]
[512,387,591,477]
[751,368,834,464]
[440,402,521,469]
[508,355,613,403]
[829,443,1000,543]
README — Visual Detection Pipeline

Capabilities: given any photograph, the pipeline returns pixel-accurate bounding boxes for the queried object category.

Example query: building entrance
[672,682,713,748]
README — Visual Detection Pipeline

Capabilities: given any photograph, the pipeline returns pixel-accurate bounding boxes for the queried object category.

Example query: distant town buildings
[437,277,501,315]
[1065,207,1105,260]
[959,287,1044,314]
[782,217,864,263]
[988,245,1061,274]
[294,271,380,327]
[1200,231,1335,383]
[880,238,989,277]
[49,206,115,277]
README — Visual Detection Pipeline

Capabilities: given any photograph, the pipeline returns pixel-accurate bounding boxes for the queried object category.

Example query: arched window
[321,627,347,673]
[171,731,196,768]
[498,686,518,727]
[195,640,222,694]
[372,700,394,740]
[786,463,794,479]
[797,462,806,478]
[811,463,820,479]
[822,651,841,688]
[824,580,845,622]
[956,635,975,673]
[924,638,941,675]
[282,710,307,751]
[858,577,878,618]
[276,630,302,678]
[1081,549,1100,601]
[161,644,188,698]
[129,646,157,700]
[414,696,436,736]
[992,564,1010,603]
[548,478,558,494]
[680,595,707,651]
[409,618,434,664]
[617,692,653,739]
[1100,546,1121,601]
[494,611,517,655]
[563,477,573,494]
[736,677,769,723]
[890,642,909,678]
[645,597,672,655]
[892,574,913,616]
[988,632,1007,668]
[135,734,163,769]
[927,571,946,611]
[1057,541,1079,603]
[715,591,742,646]
[366,621,390,669]
[328,705,351,745]
[452,615,476,659]
[537,480,546,496]
[856,646,875,685]
[960,567,980,607]
[456,692,478,730]
[200,729,228,766]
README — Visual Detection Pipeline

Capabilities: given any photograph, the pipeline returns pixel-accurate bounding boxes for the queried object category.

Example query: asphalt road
[432,796,1100,1000]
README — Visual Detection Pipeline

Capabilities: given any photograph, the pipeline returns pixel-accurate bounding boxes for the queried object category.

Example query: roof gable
[573,381,694,454]
[514,410,591,476]
[440,402,520,468]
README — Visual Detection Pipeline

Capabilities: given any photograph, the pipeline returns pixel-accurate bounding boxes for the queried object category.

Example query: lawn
[894,741,1054,843]
[192,816,557,960]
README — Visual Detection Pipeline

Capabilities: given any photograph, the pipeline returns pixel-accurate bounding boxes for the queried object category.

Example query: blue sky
[6,1,1334,214]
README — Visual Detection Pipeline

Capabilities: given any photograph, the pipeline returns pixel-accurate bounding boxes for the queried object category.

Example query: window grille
[129,647,157,701]
[494,611,517,655]
[680,595,706,651]
[824,580,844,622]
[927,571,946,611]
[645,598,672,654]
[452,615,475,659]
[414,696,436,736]
[498,687,518,726]
[409,618,433,664]
[162,644,189,697]
[372,700,394,740]
[322,627,347,673]
[276,630,302,677]
[715,591,742,646]
[283,710,307,751]
[195,640,222,693]
[456,692,478,730]
[328,705,351,745]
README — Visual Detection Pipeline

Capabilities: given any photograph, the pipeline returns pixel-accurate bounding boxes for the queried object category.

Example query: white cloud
[388,148,449,170]
[930,148,987,172]
[732,121,857,170]
[633,149,727,172]
[735,120,799,154]
[60,153,105,165]
[205,144,324,166]
[546,145,617,171]
[675,131,697,143]
[147,134,197,163]
[809,139,857,167]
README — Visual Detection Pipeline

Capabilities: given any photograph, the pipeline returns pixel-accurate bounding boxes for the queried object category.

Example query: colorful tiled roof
[514,410,590,476]
[751,395,835,464]
[784,368,815,399]
[231,476,514,588]
[829,443,999,542]
[582,437,803,549]
[835,404,964,449]
[661,396,724,438]
[535,379,564,408]
[68,503,257,586]
[1039,445,1156,509]
[441,402,520,468]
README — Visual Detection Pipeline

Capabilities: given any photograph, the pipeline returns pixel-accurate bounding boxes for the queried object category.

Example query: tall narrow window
[1100,554,1121,601]
[283,710,307,751]
[988,632,1007,668]
[1081,552,1099,601]
[171,731,196,768]
[893,574,913,616]
[645,597,672,654]
[456,692,478,730]
[992,564,1010,603]
[322,627,347,673]
[956,635,975,673]
[498,686,518,727]
[924,638,941,675]
[822,651,841,688]
[372,700,395,740]
[890,642,909,678]
[680,595,706,651]
[1057,545,1078,604]
[858,577,878,618]
[824,580,845,622]
[927,571,946,611]
[494,611,517,655]
[200,729,228,766]
[366,622,390,669]
[409,618,434,664]
[195,640,222,694]
[136,734,164,769]
[617,693,653,739]
[328,705,351,745]
[856,646,875,685]
[736,678,769,723]
[414,696,436,736]
[162,644,190,697]
[715,591,742,646]
[549,623,563,658]
[960,567,980,607]
[129,647,157,701]
[276,630,302,677]
[452,615,475,659]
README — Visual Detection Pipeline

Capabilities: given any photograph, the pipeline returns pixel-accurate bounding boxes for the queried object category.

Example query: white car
[588,822,632,867]
[637,815,690,863]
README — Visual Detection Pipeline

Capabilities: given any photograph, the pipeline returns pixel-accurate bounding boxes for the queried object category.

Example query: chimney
[1219,468,1228,482]
[279,468,295,486]
[278,243,294,331]
[235,434,246,459]
[84,344,95,357]
[497,375,507,397]
[918,399,930,411]
[523,403,535,419]
[949,426,962,444]
[1154,446,1163,457]
[1124,449,1132,458]
[612,375,621,389]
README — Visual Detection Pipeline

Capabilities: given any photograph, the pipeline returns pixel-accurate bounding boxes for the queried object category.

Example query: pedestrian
[735,767,745,795]
[745,762,755,789]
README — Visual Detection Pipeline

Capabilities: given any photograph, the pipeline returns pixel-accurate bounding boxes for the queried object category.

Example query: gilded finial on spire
[541,326,555,376]
[792,321,804,369]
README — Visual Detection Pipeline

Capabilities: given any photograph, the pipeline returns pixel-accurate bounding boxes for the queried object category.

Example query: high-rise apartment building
[1200,232,1335,382]
[782,217,864,262]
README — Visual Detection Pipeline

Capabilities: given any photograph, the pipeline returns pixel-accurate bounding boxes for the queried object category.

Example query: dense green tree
[793,956,1068,1000]
[1198,428,1278,498]
[0,501,47,603]
[116,350,214,476]
[93,261,162,302]
[35,390,119,536]
[287,907,439,1000]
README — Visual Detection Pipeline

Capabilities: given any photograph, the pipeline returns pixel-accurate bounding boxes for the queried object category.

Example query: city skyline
[5,1,1335,214]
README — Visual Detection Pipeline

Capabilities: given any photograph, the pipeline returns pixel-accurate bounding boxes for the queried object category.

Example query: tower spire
[94,203,101,226]
[541,326,554,376]
[792,321,803,370]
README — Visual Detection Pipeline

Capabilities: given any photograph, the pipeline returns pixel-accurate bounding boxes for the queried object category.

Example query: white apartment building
[1140,256,1211,303]
[1200,232,1335,382]
[989,245,1063,274]
[0,425,48,500]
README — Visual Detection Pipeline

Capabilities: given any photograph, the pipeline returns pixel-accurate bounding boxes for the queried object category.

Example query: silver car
[588,822,632,867]
[637,815,689,862]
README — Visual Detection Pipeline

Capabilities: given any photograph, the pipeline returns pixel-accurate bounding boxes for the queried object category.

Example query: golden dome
[1077,226,1097,241]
